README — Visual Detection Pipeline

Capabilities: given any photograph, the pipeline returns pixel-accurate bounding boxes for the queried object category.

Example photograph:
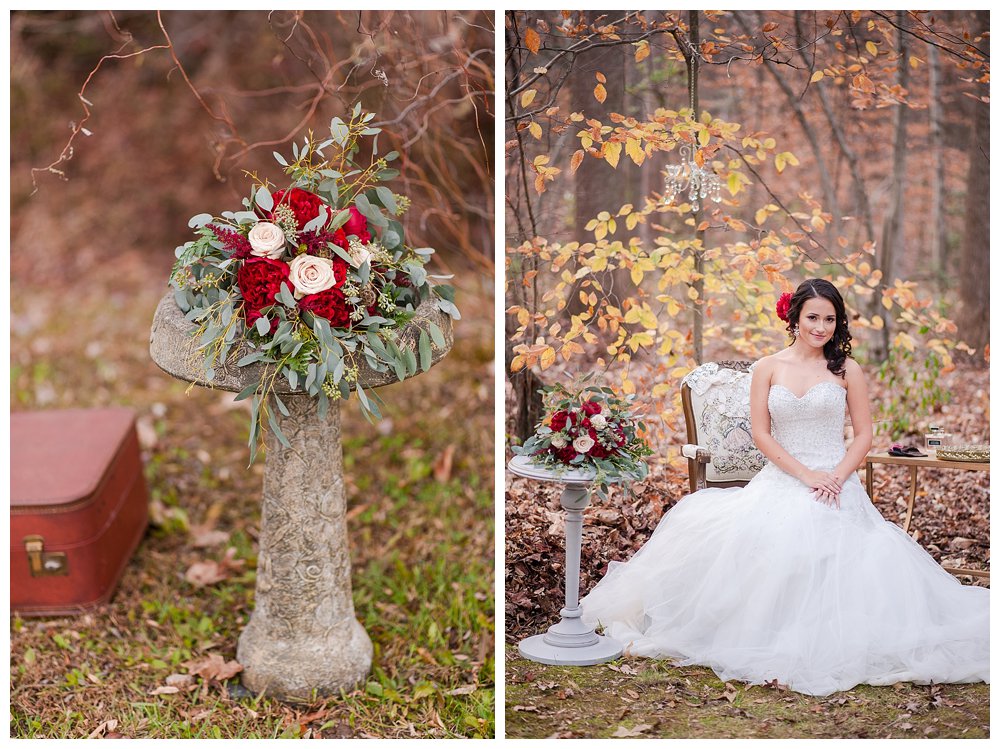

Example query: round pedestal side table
[508,454,623,666]
[149,292,453,701]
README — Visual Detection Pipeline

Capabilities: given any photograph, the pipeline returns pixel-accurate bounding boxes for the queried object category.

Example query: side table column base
[518,632,623,666]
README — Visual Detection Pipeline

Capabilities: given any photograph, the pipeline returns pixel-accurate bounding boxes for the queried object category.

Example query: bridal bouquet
[170,106,458,459]
[514,380,652,495]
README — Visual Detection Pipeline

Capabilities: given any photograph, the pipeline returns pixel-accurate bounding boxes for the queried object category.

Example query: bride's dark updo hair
[785,279,853,378]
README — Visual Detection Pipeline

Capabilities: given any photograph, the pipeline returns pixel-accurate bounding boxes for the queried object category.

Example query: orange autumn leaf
[594,83,607,104]
[525,27,541,54]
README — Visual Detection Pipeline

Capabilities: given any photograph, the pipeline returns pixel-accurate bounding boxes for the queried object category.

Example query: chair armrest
[681,444,711,463]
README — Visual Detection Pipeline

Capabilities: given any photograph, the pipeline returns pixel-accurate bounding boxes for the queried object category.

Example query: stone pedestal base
[238,616,372,700]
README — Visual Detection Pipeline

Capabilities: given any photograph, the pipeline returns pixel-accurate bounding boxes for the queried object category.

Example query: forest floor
[10,231,495,738]
[504,365,989,739]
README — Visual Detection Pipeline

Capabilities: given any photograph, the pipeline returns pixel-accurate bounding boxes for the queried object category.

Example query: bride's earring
[792,324,799,337]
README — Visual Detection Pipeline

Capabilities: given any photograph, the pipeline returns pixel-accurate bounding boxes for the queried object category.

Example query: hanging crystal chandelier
[663,53,723,214]
[663,142,722,213]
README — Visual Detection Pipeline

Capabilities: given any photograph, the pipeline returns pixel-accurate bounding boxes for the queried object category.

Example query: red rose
[588,427,611,459]
[550,410,575,431]
[581,400,602,416]
[554,445,577,463]
[237,258,290,333]
[343,206,371,242]
[776,292,792,322]
[272,188,328,230]
[299,286,352,329]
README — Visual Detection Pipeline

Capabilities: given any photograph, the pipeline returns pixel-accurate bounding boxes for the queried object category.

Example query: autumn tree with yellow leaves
[505,10,988,445]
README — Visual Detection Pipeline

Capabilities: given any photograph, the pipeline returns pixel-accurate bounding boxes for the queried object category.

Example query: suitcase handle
[23,535,69,576]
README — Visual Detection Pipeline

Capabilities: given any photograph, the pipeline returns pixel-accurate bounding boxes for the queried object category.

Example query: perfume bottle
[924,426,952,453]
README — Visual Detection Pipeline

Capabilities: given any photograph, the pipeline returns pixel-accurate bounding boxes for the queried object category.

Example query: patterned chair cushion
[683,362,766,483]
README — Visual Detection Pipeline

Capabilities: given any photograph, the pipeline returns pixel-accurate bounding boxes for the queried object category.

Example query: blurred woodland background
[504,11,988,738]
[11,10,494,739]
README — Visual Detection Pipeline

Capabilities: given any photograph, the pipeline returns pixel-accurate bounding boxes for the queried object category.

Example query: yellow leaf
[698,127,710,147]
[528,122,542,139]
[625,137,645,165]
[621,377,636,395]
[626,213,639,230]
[774,151,799,173]
[520,89,537,108]
[510,354,525,372]
[909,55,922,68]
[865,40,878,57]
[667,299,681,316]
[727,171,742,196]
[594,83,607,104]
[570,149,584,174]
[525,27,541,55]
[755,207,769,225]
[810,70,824,83]
[603,141,621,168]
[631,265,644,286]
[539,346,556,369]
[634,39,650,63]
[687,286,699,301]
[871,315,884,330]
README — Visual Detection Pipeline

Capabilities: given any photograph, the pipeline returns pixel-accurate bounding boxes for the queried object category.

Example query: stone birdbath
[150,291,453,701]
[507,454,624,666]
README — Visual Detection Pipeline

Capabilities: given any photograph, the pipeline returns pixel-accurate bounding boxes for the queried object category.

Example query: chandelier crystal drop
[662,143,723,213]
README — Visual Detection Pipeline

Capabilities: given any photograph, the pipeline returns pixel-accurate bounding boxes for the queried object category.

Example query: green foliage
[875,347,950,437]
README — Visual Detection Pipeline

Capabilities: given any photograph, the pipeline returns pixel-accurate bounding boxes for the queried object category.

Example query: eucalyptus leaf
[188,213,214,229]
[273,151,288,166]
[374,186,397,214]
[255,185,274,212]
[267,406,291,449]
[330,209,352,230]
[429,322,446,348]
[418,330,432,372]
[255,316,271,336]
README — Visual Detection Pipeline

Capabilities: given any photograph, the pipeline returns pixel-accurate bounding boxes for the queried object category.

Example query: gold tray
[936,445,990,462]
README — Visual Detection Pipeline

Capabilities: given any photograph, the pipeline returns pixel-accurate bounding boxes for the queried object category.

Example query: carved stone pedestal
[150,292,452,700]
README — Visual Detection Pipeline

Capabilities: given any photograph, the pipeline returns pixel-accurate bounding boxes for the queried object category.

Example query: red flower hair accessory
[775,292,792,322]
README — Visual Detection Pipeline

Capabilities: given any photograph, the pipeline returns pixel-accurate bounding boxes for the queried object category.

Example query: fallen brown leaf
[186,652,244,682]
[612,723,654,737]
[184,547,245,587]
[433,444,456,483]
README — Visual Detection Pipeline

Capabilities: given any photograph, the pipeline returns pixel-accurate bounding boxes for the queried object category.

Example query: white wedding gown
[580,382,989,696]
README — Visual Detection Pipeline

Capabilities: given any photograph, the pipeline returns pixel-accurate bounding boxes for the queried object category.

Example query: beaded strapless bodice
[764,382,847,474]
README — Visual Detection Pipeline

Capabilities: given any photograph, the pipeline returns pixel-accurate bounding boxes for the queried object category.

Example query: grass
[505,647,989,739]
[10,268,494,739]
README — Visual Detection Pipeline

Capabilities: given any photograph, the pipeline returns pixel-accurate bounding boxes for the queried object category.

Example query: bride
[579,279,989,696]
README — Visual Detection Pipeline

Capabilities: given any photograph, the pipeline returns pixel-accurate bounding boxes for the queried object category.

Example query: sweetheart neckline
[769,381,846,400]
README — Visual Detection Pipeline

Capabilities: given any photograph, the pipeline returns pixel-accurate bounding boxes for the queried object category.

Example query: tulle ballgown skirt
[579,467,989,696]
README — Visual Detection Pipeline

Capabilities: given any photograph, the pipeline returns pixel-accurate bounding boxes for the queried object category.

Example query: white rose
[590,414,607,429]
[248,222,287,259]
[288,254,337,298]
[550,433,567,449]
[572,434,595,454]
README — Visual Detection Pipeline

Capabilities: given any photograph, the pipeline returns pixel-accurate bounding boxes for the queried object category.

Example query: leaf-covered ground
[10,238,495,738]
[504,366,989,738]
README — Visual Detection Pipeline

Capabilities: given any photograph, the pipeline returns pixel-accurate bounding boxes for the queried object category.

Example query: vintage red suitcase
[10,407,149,616]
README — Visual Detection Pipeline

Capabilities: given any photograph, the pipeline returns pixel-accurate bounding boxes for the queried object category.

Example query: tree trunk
[569,10,631,308]
[688,10,705,364]
[927,41,946,286]
[955,10,989,365]
[505,13,545,440]
[876,12,909,358]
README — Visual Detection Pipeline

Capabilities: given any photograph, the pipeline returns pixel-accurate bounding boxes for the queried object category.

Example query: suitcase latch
[23,535,69,576]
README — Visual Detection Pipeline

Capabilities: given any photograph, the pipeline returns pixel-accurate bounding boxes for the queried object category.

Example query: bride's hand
[812,486,841,509]
[803,469,842,496]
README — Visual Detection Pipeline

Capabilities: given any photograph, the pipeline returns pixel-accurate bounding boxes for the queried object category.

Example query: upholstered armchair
[680,361,767,493]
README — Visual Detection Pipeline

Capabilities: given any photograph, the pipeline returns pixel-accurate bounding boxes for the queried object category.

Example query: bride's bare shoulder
[751,353,780,381]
